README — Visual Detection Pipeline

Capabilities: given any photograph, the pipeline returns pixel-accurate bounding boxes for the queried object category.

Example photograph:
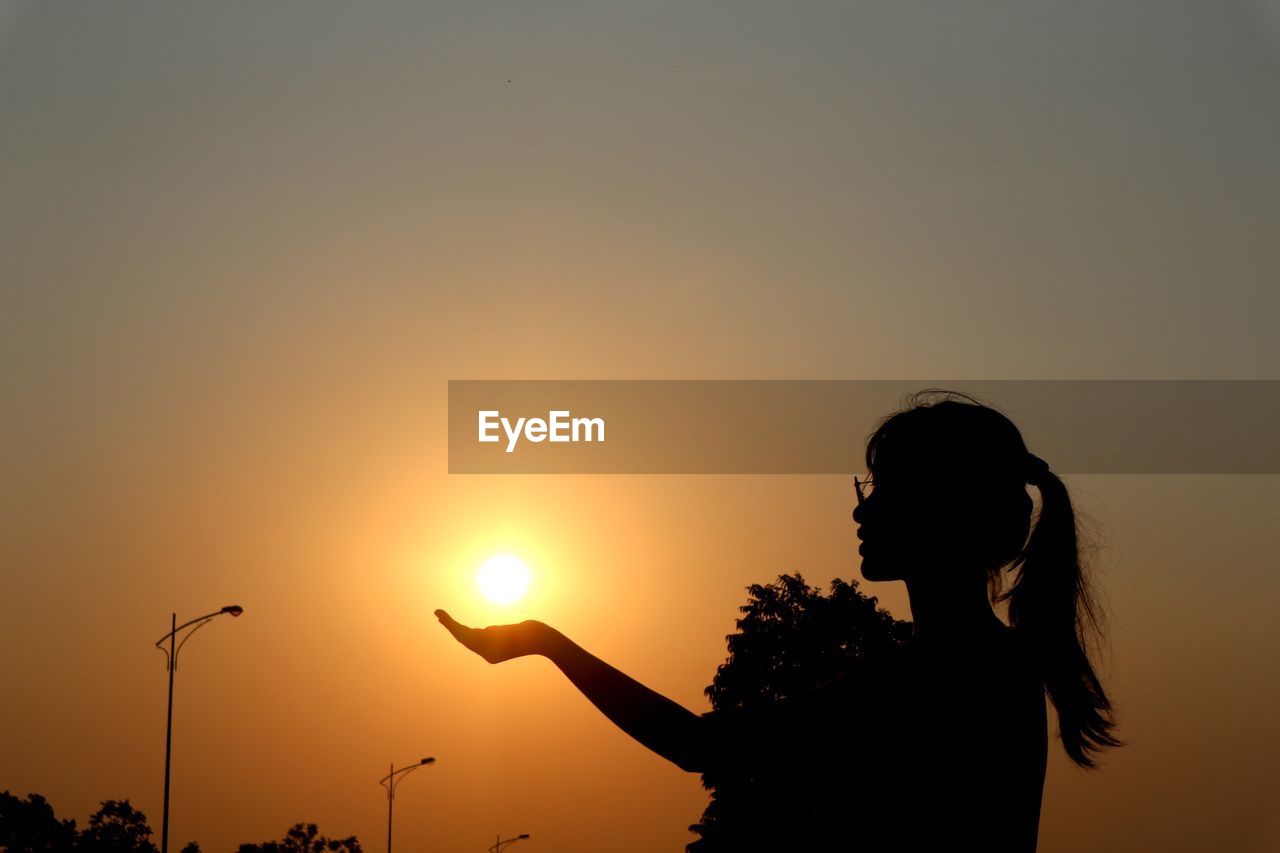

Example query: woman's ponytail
[1004,454,1123,768]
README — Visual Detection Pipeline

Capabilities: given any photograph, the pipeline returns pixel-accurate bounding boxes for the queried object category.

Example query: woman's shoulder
[995,624,1045,683]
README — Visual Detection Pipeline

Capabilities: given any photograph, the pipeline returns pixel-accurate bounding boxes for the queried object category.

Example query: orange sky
[3,3,1280,851]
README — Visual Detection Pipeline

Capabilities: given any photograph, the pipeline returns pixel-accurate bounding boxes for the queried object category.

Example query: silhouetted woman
[437,391,1122,851]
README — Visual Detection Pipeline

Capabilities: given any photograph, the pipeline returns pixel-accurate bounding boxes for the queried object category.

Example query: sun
[475,553,532,605]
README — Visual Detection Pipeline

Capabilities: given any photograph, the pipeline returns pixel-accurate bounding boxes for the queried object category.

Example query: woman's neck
[905,569,1008,646]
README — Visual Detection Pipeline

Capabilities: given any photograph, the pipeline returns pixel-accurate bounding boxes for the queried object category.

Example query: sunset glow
[5,4,1276,850]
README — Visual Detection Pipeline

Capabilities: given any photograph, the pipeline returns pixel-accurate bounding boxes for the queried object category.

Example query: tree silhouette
[0,793,353,853]
[0,790,78,852]
[686,573,912,851]
[76,800,157,853]
[236,822,362,853]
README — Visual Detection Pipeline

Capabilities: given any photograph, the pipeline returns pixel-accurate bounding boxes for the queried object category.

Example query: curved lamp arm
[379,757,436,798]
[155,605,244,670]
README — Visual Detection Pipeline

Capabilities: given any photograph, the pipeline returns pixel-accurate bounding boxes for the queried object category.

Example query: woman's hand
[435,608,707,772]
[434,609,554,663]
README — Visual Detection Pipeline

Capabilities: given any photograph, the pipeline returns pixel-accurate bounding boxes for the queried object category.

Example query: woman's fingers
[435,609,475,645]
[435,609,504,661]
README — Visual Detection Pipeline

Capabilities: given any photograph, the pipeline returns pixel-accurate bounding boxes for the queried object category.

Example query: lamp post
[154,605,244,853]
[379,757,435,853]
[489,833,530,852]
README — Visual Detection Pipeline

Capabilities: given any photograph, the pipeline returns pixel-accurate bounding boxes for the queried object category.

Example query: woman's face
[852,467,963,582]
[852,460,1029,581]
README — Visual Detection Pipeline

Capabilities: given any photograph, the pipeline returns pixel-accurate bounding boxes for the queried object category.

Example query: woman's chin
[858,555,900,582]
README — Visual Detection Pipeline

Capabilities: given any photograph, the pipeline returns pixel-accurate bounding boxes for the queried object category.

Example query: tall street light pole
[379,756,435,853]
[154,605,244,853]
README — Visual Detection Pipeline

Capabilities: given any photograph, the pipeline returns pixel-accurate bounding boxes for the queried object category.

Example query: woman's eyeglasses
[854,475,873,506]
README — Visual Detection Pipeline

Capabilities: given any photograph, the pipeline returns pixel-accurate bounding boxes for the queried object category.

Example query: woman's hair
[865,389,1123,768]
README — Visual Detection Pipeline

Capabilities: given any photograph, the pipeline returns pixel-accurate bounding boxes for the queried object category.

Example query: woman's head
[853,392,1037,582]
[853,389,1123,767]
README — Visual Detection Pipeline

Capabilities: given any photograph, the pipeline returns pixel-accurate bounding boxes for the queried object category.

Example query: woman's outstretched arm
[435,609,710,772]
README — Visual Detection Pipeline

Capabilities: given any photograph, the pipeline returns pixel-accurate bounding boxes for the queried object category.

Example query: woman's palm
[435,609,547,663]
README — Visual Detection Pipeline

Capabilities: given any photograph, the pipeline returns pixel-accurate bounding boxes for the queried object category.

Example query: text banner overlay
[448,380,1280,474]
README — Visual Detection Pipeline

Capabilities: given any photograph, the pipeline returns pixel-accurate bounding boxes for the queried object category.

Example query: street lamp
[489,833,531,852]
[154,605,244,853]
[379,756,435,853]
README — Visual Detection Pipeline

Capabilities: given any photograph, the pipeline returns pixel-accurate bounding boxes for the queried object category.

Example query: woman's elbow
[662,717,715,774]
[667,747,708,774]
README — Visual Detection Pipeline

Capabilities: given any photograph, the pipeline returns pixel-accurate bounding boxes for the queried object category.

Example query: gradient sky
[3,2,1280,851]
